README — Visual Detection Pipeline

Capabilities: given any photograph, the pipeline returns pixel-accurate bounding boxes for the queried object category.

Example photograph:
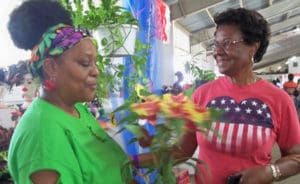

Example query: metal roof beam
[169,0,223,21]
[253,35,300,69]
[190,8,300,46]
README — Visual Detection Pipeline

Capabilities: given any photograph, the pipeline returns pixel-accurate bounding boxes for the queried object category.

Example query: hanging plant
[59,0,149,101]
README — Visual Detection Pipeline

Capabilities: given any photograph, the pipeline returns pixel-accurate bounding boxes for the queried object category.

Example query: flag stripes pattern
[205,96,273,154]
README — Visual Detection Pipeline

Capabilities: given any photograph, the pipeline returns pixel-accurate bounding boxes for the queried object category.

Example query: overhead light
[289,56,297,61]
[293,25,300,32]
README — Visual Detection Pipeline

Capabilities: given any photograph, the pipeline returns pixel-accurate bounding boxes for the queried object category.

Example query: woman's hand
[138,128,153,147]
[237,165,273,184]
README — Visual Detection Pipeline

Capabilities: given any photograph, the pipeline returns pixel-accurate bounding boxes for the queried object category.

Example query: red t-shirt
[192,77,300,184]
[283,81,297,89]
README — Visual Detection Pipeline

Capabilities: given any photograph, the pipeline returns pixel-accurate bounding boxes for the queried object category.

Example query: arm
[172,131,198,161]
[237,144,300,184]
[129,130,198,168]
[30,170,60,184]
[274,144,300,181]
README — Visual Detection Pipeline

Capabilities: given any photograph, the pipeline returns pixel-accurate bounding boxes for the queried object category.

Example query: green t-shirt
[8,98,133,184]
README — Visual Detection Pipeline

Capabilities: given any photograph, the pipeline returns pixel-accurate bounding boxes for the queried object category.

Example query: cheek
[57,69,87,89]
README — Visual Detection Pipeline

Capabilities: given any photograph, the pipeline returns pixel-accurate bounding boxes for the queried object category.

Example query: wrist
[269,164,282,181]
[132,154,139,168]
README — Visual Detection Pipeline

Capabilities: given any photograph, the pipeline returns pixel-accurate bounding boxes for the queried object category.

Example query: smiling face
[50,38,99,104]
[213,24,256,77]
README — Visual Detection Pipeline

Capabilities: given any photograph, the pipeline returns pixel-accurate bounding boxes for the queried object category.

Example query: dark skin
[211,24,300,184]
[134,24,300,184]
[30,38,98,183]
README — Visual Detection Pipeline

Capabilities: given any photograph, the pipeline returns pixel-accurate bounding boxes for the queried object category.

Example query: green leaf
[101,37,108,46]
[123,124,144,138]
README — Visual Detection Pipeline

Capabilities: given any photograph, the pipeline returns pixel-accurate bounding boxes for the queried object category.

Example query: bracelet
[132,154,139,168]
[270,164,282,181]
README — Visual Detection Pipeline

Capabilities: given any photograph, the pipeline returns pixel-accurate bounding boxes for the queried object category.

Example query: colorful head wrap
[30,23,93,77]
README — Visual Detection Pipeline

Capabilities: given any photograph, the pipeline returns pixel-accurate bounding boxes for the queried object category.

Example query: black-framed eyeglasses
[212,40,244,51]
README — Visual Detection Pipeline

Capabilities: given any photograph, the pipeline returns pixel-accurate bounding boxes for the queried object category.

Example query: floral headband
[30,23,93,77]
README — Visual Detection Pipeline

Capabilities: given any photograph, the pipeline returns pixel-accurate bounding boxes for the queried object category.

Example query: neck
[226,73,259,86]
[40,91,79,117]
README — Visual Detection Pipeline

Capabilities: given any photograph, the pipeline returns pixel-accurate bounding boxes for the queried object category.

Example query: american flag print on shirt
[205,96,273,155]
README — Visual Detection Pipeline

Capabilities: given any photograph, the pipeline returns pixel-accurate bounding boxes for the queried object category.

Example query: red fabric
[192,77,300,184]
[154,0,168,41]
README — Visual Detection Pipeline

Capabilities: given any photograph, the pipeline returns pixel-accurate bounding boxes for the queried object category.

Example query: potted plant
[183,58,216,98]
[60,0,139,56]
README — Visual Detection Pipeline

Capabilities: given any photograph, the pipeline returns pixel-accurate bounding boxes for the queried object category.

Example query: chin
[86,95,95,102]
[80,94,96,102]
[218,68,226,74]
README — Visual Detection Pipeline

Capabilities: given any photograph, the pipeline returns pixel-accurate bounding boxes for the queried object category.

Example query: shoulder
[283,81,297,88]
[192,77,224,104]
[193,77,224,94]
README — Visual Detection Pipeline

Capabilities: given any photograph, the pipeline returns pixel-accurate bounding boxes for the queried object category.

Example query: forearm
[273,154,300,181]
[129,152,157,168]
[128,140,197,169]
[129,128,198,169]
[128,148,191,169]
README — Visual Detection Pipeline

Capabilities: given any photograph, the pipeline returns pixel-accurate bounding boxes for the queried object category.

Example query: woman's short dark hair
[8,0,73,50]
[214,8,270,63]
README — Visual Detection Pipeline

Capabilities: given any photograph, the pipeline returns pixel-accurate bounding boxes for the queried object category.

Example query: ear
[250,42,260,58]
[43,58,57,79]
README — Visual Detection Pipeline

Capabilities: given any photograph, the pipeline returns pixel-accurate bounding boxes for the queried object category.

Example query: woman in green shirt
[7,1,134,183]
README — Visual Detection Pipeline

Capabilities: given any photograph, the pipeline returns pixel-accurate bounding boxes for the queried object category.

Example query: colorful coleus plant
[114,85,222,184]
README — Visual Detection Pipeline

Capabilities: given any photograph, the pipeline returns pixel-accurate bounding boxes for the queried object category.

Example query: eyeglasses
[212,40,244,51]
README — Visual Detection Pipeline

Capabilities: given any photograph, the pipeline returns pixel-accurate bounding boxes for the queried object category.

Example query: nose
[91,62,99,77]
[213,46,225,56]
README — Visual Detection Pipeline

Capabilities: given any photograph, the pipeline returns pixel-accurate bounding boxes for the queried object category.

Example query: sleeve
[17,120,84,184]
[276,94,300,151]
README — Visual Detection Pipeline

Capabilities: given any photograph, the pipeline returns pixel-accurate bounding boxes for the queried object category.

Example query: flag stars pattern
[235,106,241,112]
[207,96,274,128]
[204,96,274,154]
[245,107,252,114]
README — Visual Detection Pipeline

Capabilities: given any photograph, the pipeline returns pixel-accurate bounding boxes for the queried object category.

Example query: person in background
[0,68,7,107]
[177,8,300,183]
[293,90,300,121]
[7,1,136,183]
[171,71,184,95]
[272,78,281,88]
[6,61,38,113]
[283,73,298,97]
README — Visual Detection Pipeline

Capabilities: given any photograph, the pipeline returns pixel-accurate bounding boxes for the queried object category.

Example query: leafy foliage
[185,62,216,82]
[59,0,138,29]
[59,0,149,100]
[0,151,12,183]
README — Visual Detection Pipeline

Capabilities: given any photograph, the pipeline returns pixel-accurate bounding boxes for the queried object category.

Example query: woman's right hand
[138,128,153,147]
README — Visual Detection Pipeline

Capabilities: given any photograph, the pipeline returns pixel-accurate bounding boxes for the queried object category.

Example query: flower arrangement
[115,85,222,183]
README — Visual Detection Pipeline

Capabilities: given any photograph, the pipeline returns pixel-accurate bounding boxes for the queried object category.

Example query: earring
[43,79,56,92]
[250,53,255,63]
